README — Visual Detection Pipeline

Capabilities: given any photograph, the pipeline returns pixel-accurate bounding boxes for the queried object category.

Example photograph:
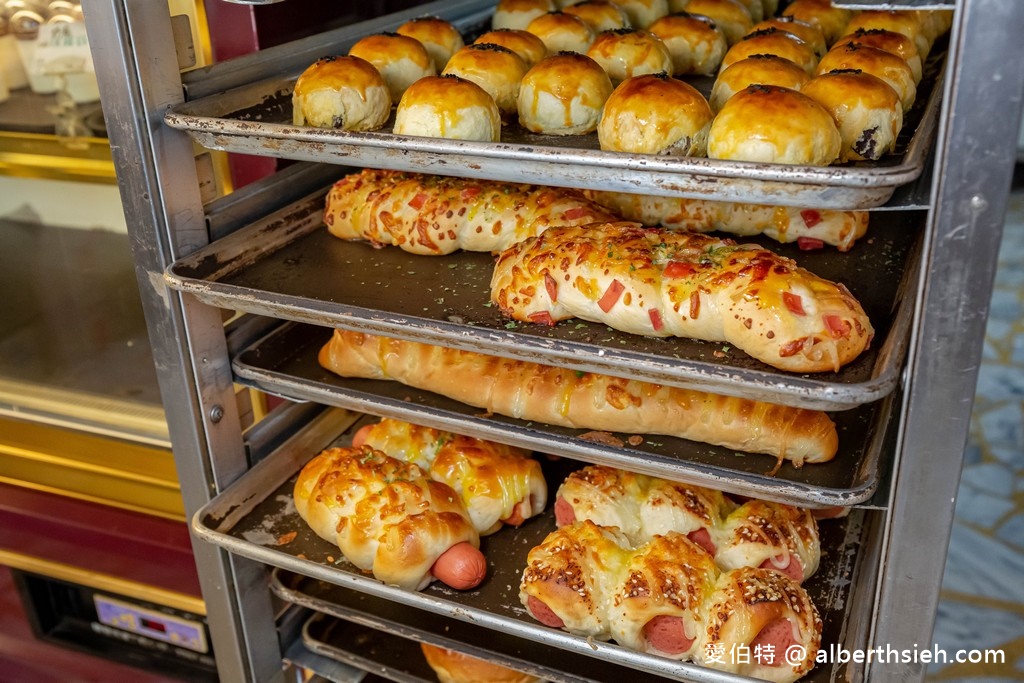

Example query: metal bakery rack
[81,0,1024,682]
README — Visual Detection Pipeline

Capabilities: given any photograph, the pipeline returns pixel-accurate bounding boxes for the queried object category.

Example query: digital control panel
[94,594,208,654]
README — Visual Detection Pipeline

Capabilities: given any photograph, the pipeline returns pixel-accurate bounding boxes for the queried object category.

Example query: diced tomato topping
[664,261,696,278]
[649,308,664,331]
[823,314,852,338]
[528,311,557,326]
[797,236,825,251]
[544,272,558,302]
[598,279,625,313]
[783,291,806,316]
[689,291,701,319]
[750,260,771,282]
[461,187,481,201]
[780,337,808,357]
[564,207,590,220]
[408,192,427,210]
[800,209,822,227]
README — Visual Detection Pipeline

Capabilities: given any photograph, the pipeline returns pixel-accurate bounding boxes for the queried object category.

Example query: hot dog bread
[714,499,821,583]
[323,168,617,255]
[293,445,485,591]
[520,521,822,678]
[583,189,870,251]
[352,417,548,535]
[491,222,873,373]
[319,329,839,466]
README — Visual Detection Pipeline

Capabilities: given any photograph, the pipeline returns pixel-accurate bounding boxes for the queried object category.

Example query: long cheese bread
[323,168,618,255]
[491,222,873,373]
[318,329,839,467]
[583,189,870,251]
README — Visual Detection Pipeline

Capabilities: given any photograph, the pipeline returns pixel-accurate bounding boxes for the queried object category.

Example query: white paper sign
[31,22,94,76]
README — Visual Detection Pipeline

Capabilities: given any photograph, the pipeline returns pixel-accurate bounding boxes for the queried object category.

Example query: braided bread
[293,446,485,591]
[352,417,548,535]
[491,222,873,373]
[319,329,840,466]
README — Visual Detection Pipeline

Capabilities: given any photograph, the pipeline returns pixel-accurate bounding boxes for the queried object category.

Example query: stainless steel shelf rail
[81,1,1024,682]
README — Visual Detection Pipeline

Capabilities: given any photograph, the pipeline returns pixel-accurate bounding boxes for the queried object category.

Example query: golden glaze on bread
[801,69,903,162]
[394,74,501,142]
[586,28,673,85]
[293,446,479,590]
[615,0,670,29]
[474,28,549,67]
[752,16,827,58]
[583,189,870,251]
[292,55,391,131]
[816,42,916,111]
[781,0,852,45]
[493,0,558,31]
[833,27,923,83]
[564,0,632,32]
[844,9,931,58]
[648,12,728,76]
[526,11,596,53]
[708,84,841,165]
[683,0,753,45]
[348,32,436,102]
[597,73,712,155]
[442,43,529,119]
[490,222,873,372]
[714,499,821,583]
[709,53,809,112]
[518,52,614,135]
[323,168,617,255]
[357,417,548,535]
[719,27,819,76]
[319,329,840,465]
[396,16,465,72]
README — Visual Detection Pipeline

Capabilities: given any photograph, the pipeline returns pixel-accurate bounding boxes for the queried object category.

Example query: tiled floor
[927,174,1024,681]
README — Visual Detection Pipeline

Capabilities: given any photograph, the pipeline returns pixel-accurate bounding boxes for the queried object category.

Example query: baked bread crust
[318,329,840,465]
[801,69,903,162]
[648,12,728,76]
[473,28,549,67]
[393,74,501,142]
[420,644,541,683]
[682,0,753,45]
[491,222,872,372]
[586,28,674,85]
[709,53,809,112]
[816,42,916,112]
[396,16,466,72]
[292,55,391,131]
[518,52,614,135]
[597,73,713,155]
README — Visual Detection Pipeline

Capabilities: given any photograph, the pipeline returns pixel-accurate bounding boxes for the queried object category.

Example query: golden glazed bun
[801,69,903,162]
[844,9,931,58]
[781,0,852,46]
[720,27,819,76]
[752,16,827,58]
[493,0,558,31]
[292,55,391,131]
[615,0,670,29]
[348,33,436,102]
[563,0,632,32]
[708,84,841,165]
[683,0,753,45]
[586,28,673,85]
[648,12,728,76]
[598,72,713,155]
[420,644,541,683]
[709,53,809,112]
[733,0,764,23]
[526,11,597,53]
[443,44,529,120]
[394,75,501,142]
[816,42,916,111]
[473,28,549,67]
[833,28,923,83]
[396,16,466,72]
[518,52,614,135]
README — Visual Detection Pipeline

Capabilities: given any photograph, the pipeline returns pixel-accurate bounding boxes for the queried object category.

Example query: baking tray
[163,0,946,210]
[233,327,895,501]
[190,413,878,683]
[166,188,923,411]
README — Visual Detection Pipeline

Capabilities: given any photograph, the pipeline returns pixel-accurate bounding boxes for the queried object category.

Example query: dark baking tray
[166,188,923,411]
[190,414,876,683]
[163,0,946,210]
[232,323,895,507]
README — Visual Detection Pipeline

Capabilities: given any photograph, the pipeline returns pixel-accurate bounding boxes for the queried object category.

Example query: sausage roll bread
[520,521,821,679]
[490,222,874,373]
[293,446,485,591]
[553,464,734,554]
[696,567,821,682]
[318,329,840,466]
[351,417,548,535]
[322,168,617,255]
[420,643,541,683]
[553,464,822,581]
